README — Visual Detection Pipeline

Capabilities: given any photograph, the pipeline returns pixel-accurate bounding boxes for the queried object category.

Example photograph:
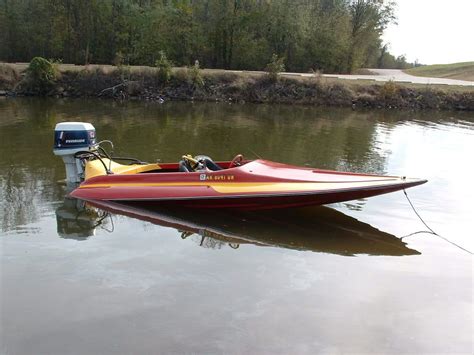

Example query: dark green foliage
[266,54,285,82]
[0,0,401,73]
[26,57,56,94]
[155,51,172,83]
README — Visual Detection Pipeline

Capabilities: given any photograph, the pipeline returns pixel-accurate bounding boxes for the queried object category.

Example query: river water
[1,98,472,354]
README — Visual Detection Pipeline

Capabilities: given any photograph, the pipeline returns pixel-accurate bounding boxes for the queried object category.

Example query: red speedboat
[54,122,427,210]
[69,155,426,210]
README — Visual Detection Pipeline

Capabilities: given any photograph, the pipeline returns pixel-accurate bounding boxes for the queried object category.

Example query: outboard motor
[53,122,96,184]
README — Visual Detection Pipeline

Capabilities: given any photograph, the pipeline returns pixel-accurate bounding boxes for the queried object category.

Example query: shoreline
[1,64,473,111]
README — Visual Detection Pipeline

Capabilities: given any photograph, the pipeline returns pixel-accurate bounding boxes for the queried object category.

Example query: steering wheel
[229,154,244,167]
[182,155,200,171]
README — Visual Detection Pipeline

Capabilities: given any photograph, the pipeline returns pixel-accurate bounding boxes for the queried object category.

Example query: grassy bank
[405,62,474,82]
[1,63,474,111]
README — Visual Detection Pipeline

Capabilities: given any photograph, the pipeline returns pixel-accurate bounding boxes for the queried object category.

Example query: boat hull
[70,159,427,210]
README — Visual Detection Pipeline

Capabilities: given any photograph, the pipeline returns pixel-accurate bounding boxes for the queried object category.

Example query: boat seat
[193,155,223,171]
[179,156,222,172]
[179,160,193,172]
[201,158,223,171]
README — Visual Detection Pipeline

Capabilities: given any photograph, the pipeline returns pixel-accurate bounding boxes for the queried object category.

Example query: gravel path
[299,68,474,87]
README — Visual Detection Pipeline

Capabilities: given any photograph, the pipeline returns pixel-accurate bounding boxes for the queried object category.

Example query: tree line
[0,0,413,73]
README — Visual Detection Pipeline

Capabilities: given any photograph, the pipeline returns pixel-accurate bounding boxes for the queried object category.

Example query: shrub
[266,54,285,82]
[188,60,204,87]
[0,64,20,89]
[309,68,323,84]
[380,80,400,100]
[155,51,172,83]
[26,57,57,94]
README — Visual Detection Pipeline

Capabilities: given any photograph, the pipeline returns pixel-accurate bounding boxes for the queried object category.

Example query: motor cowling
[53,122,96,184]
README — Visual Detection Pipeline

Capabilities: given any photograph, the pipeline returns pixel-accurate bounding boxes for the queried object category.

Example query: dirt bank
[1,64,473,111]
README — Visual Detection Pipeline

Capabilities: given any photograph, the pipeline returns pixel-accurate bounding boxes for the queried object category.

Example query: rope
[403,190,472,255]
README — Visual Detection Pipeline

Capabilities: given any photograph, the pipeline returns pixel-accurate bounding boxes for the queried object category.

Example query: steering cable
[74,150,113,175]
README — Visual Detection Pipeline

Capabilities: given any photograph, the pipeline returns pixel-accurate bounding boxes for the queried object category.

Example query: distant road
[286,68,474,87]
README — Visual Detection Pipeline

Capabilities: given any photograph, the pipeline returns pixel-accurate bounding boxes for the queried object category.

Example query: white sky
[382,0,474,65]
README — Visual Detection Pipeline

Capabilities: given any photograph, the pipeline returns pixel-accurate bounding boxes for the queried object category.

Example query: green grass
[405,62,474,82]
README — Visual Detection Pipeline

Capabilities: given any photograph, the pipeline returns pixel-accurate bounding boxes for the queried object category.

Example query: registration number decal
[200,174,235,181]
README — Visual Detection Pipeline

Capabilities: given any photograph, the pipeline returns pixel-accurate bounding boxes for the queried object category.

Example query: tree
[0,0,403,73]
[347,0,396,72]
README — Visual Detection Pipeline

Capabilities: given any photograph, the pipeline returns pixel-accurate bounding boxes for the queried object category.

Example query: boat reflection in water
[55,198,113,240]
[55,198,420,257]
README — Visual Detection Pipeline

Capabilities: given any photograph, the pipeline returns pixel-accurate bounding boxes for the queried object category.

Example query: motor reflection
[55,197,113,240]
[55,199,420,256]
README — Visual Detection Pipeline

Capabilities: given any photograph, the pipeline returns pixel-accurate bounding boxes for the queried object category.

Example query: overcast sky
[382,0,474,65]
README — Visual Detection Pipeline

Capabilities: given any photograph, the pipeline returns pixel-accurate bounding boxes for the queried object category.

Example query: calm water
[1,98,473,354]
